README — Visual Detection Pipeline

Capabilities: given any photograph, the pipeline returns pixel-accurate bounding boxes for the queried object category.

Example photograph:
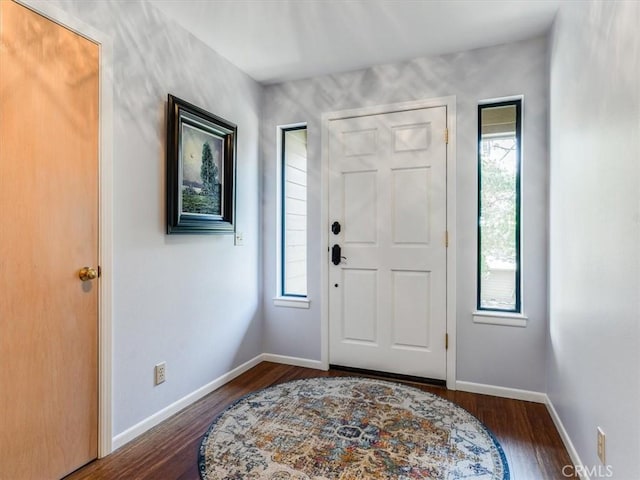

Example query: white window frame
[274,123,310,309]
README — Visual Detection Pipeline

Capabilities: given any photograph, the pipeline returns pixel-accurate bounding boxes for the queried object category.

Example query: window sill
[273,296,310,309]
[473,310,528,327]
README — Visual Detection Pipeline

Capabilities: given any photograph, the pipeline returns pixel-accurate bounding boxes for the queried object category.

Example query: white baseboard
[455,381,547,403]
[111,354,263,451]
[456,382,589,477]
[111,353,325,451]
[544,395,589,480]
[454,384,586,479]
[261,353,326,370]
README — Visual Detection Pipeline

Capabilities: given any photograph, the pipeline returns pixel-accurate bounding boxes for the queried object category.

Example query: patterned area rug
[199,377,509,480]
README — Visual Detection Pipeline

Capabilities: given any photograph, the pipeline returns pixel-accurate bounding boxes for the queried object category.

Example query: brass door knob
[79,267,98,281]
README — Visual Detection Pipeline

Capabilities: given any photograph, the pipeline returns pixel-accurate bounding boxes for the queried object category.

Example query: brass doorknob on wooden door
[78,267,98,281]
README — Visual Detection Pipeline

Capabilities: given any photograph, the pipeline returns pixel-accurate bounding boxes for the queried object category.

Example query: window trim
[472,310,528,327]
[477,99,522,313]
[276,123,308,302]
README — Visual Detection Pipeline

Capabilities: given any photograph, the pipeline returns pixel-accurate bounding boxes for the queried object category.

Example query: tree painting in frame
[167,95,236,234]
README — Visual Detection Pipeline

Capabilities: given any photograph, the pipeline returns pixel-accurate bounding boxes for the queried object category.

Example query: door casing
[320,97,457,388]
[18,0,115,456]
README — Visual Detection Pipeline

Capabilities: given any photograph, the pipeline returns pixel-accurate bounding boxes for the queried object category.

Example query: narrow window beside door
[279,126,308,298]
[477,100,522,313]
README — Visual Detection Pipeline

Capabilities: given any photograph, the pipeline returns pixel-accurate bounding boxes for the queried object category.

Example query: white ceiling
[149,0,561,84]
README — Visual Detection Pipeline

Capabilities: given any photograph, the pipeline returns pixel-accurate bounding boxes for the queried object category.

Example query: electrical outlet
[155,362,166,385]
[597,427,606,464]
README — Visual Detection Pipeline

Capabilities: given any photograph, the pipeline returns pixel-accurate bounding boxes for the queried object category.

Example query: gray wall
[43,0,264,436]
[262,37,549,392]
[548,1,640,477]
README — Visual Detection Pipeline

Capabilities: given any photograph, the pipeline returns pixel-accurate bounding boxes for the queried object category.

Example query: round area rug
[198,377,509,480]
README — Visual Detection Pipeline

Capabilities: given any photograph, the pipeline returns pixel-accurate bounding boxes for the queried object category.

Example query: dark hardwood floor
[65,362,576,480]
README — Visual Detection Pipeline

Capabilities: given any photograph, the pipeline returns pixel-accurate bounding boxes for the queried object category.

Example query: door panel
[343,171,377,244]
[392,122,432,153]
[342,269,378,343]
[0,1,99,478]
[392,167,431,244]
[391,270,431,349]
[328,106,447,379]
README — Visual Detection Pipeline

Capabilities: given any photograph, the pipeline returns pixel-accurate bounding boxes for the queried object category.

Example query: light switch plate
[235,231,244,246]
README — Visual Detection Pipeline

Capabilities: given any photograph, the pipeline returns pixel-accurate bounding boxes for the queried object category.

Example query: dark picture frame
[166,94,236,234]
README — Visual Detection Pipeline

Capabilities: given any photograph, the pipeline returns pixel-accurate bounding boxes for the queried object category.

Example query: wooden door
[0,1,99,478]
[328,106,448,380]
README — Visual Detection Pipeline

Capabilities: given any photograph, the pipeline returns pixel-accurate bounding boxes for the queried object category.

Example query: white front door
[328,106,448,380]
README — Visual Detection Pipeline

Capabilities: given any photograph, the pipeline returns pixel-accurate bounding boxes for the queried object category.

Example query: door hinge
[444,230,449,248]
[444,127,449,144]
[445,333,449,350]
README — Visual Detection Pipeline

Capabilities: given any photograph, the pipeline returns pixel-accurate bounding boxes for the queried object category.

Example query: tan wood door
[328,106,448,380]
[0,1,99,478]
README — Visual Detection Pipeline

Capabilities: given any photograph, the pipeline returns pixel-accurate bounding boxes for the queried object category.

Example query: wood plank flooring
[65,362,576,480]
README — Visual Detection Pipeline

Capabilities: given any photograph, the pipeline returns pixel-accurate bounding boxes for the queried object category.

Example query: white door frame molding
[320,97,457,389]
[18,0,115,456]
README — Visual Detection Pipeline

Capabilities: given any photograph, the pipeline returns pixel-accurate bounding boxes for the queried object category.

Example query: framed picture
[166,94,236,234]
